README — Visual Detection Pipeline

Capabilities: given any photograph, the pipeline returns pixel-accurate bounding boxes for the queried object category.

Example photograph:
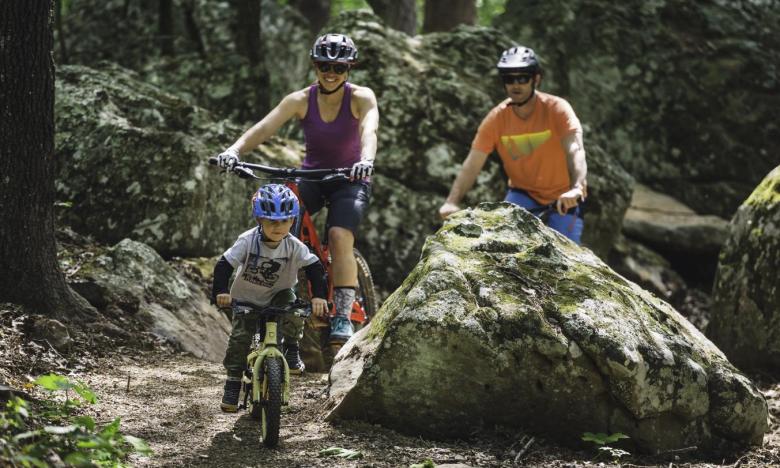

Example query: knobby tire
[353,248,377,329]
[261,357,284,448]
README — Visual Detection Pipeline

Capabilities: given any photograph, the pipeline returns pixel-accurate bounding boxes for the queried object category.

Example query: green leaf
[125,435,153,456]
[13,430,39,442]
[63,451,91,466]
[72,383,97,405]
[582,432,609,444]
[410,460,436,468]
[35,374,73,391]
[604,432,629,443]
[73,415,96,431]
[44,424,78,434]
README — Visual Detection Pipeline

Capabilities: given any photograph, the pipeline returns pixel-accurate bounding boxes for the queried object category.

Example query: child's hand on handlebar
[216,293,232,308]
[311,297,328,317]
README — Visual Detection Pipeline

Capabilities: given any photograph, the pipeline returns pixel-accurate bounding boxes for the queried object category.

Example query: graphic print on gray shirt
[223,227,318,306]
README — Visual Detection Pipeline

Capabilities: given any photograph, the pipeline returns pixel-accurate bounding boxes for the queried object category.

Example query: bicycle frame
[246,319,291,406]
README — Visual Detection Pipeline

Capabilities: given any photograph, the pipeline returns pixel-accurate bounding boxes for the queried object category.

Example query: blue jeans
[504,189,584,244]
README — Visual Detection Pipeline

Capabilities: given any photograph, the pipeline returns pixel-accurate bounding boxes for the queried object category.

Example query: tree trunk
[158,0,175,56]
[0,0,95,321]
[232,0,269,118]
[289,0,331,35]
[183,0,206,58]
[423,0,477,33]
[367,0,417,35]
[54,0,68,63]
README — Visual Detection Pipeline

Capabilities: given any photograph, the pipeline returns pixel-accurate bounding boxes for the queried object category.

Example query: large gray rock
[75,238,230,361]
[327,203,768,453]
[623,184,730,255]
[55,64,302,257]
[496,0,779,218]
[708,165,780,370]
[329,11,633,288]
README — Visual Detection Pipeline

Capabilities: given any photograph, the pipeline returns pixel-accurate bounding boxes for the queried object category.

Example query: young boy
[211,184,328,413]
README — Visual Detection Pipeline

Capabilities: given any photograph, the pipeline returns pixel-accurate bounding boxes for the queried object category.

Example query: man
[438,46,587,243]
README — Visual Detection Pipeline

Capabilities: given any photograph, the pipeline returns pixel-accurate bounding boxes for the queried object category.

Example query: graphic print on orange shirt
[500,130,552,161]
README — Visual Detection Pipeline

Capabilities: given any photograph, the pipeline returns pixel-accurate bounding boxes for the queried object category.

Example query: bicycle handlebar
[208,156,351,181]
[232,299,313,318]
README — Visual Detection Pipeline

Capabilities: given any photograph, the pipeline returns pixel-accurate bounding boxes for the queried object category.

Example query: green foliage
[410,459,436,468]
[582,432,631,463]
[581,431,629,445]
[0,375,151,467]
[318,446,364,460]
[477,0,508,26]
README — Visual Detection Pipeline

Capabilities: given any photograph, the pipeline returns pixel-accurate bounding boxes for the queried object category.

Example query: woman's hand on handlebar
[216,293,232,308]
[216,148,240,169]
[311,297,328,317]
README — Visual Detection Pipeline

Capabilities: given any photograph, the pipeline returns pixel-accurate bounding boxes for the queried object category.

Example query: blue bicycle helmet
[252,184,300,220]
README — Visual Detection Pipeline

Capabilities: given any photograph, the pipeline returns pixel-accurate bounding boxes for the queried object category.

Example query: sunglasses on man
[501,73,534,85]
[316,62,350,74]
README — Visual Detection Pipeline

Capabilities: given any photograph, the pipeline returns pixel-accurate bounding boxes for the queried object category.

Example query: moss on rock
[328,203,768,454]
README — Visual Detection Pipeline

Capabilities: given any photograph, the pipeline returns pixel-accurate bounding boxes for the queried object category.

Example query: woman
[216,33,379,349]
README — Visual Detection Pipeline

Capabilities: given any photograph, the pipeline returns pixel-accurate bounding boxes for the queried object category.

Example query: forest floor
[3,308,780,468]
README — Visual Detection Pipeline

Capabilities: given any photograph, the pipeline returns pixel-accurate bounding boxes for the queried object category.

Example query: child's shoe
[220,377,242,412]
[283,342,305,375]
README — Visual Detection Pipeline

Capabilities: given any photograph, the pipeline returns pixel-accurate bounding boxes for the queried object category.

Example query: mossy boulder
[708,165,780,370]
[329,11,633,288]
[327,203,768,453]
[55,64,301,257]
[74,238,230,361]
[496,0,779,218]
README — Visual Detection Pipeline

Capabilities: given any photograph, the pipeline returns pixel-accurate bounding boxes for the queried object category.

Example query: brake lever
[234,167,257,179]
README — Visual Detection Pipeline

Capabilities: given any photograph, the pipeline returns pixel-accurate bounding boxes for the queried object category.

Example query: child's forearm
[304,262,327,299]
[212,256,234,304]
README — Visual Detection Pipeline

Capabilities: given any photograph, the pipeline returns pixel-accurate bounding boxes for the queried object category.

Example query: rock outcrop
[497,0,779,218]
[623,184,729,255]
[708,165,780,370]
[327,203,768,453]
[70,238,229,361]
[55,64,301,258]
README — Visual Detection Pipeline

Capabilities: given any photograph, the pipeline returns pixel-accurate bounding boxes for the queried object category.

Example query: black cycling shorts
[297,179,371,234]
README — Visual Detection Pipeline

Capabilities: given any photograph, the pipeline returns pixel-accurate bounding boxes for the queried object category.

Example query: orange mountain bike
[209,157,377,339]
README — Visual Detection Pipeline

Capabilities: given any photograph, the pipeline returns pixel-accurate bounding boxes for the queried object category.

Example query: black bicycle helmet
[310,33,358,63]
[497,46,541,75]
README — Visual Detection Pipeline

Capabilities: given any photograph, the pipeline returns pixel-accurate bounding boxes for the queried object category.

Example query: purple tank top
[301,82,361,169]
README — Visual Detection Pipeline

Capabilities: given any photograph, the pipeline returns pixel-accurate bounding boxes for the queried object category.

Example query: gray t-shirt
[224,227,318,307]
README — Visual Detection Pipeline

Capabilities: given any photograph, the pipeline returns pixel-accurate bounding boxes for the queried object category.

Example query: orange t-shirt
[471,91,581,205]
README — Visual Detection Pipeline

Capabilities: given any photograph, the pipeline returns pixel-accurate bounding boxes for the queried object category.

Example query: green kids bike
[233,300,312,448]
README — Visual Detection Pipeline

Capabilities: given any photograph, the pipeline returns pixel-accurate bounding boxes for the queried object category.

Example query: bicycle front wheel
[353,248,377,330]
[261,357,284,448]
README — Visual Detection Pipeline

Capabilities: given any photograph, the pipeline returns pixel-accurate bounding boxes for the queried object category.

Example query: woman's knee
[328,227,354,252]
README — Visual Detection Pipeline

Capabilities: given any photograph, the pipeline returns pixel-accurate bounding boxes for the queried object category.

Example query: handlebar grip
[208,157,218,165]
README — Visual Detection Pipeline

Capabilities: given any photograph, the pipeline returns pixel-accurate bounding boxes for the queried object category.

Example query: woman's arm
[228,90,308,155]
[353,86,379,163]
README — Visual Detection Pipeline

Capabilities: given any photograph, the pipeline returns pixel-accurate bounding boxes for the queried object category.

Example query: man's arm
[228,91,305,155]
[562,131,587,192]
[439,149,490,219]
[556,131,587,214]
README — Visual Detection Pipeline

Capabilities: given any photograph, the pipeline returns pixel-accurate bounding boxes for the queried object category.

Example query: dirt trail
[70,348,780,468]
[79,350,525,467]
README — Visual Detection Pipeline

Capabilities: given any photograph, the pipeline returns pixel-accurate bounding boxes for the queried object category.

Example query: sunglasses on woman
[501,73,533,85]
[316,62,349,74]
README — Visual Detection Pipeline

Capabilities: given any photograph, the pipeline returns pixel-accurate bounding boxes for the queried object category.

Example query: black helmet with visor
[496,46,541,75]
[310,33,358,64]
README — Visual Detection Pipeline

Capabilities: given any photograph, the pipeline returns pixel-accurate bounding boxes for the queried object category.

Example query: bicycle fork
[246,320,292,407]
